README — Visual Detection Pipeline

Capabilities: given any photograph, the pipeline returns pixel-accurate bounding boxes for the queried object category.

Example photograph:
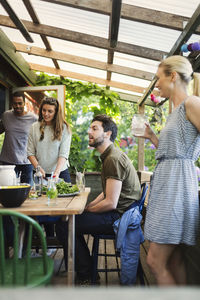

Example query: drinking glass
[131,114,147,136]
[29,187,38,200]
[76,171,85,192]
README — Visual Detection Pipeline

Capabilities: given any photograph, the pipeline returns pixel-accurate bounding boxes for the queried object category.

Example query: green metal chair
[0,210,54,287]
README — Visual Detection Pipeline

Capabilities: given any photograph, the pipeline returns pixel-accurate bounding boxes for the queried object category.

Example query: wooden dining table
[0,187,91,285]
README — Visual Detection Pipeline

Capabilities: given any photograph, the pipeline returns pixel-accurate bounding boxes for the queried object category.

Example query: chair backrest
[138,182,148,213]
[128,182,148,213]
[0,209,51,287]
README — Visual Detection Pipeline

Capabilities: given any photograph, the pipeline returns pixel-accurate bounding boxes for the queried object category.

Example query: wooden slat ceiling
[0,0,200,105]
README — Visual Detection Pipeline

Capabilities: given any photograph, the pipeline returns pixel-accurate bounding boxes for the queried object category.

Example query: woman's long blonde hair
[159,55,200,96]
[38,97,70,141]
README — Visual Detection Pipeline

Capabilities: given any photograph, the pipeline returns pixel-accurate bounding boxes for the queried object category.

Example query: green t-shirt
[101,144,141,214]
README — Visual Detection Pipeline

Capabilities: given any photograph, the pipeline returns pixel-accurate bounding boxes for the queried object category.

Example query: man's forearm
[86,198,116,212]
[86,178,121,213]
[86,192,104,209]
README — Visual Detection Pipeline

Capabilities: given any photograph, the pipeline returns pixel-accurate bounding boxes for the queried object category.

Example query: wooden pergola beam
[41,0,200,34]
[109,0,121,48]
[13,42,154,81]
[1,0,33,42]
[117,92,155,107]
[0,15,167,61]
[41,0,112,14]
[106,0,122,82]
[169,4,200,56]
[22,0,61,70]
[28,62,147,94]
[138,4,200,106]
[0,29,36,85]
[191,54,200,72]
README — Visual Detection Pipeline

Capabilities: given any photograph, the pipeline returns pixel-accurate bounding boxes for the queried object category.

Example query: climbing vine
[36,73,120,123]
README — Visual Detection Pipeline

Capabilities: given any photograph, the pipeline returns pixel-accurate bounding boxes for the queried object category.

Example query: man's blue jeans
[56,210,120,280]
[15,164,33,185]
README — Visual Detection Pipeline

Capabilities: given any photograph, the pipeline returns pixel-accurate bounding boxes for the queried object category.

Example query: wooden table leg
[67,215,75,285]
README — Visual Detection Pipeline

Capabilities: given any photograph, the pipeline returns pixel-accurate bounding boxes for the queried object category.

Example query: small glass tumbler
[76,171,85,192]
[131,114,147,136]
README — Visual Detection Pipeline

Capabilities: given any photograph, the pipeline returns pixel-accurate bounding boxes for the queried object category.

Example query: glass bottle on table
[34,165,43,197]
[47,176,58,206]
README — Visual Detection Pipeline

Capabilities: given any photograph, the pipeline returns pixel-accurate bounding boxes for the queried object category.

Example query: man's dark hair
[92,114,118,142]
[12,92,25,103]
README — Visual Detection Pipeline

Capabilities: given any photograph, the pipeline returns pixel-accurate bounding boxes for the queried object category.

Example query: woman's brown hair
[38,97,70,141]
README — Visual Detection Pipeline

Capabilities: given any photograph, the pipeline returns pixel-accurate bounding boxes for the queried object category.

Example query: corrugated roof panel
[21,52,55,68]
[110,86,144,97]
[32,0,109,38]
[111,72,151,88]
[119,19,180,51]
[113,52,159,74]
[123,0,200,17]
[0,0,32,20]
[57,60,107,79]
[0,26,44,47]
[47,37,108,62]
[0,0,109,38]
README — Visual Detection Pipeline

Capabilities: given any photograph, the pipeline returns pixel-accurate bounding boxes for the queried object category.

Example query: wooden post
[138,105,145,171]
[67,215,75,285]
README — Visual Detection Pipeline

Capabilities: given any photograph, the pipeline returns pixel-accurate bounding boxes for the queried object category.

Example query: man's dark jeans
[56,210,120,280]
[15,164,33,185]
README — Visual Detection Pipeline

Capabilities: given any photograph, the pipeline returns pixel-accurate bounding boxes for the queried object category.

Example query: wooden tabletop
[0,187,91,216]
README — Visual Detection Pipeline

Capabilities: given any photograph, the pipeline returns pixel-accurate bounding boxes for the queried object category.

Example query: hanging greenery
[35,72,168,174]
[36,73,120,121]
[36,73,121,172]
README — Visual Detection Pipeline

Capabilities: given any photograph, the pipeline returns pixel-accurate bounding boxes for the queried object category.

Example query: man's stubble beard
[88,135,104,148]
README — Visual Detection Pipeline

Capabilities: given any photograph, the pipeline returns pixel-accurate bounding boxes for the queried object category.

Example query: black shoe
[91,273,101,285]
[75,277,91,286]
[75,273,101,286]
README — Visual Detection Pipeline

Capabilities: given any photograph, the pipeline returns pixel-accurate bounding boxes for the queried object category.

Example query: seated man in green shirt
[56,114,141,283]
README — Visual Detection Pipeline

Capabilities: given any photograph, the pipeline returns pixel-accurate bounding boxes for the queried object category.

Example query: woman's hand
[144,123,156,139]
[133,123,159,148]
[40,166,46,178]
[133,123,153,139]
[53,171,60,179]
[54,157,66,179]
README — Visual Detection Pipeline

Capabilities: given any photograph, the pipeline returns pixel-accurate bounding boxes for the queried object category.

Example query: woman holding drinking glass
[136,55,200,285]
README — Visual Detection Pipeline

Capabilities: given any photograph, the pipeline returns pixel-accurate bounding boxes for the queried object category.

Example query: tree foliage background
[35,73,171,173]
[0,73,178,175]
